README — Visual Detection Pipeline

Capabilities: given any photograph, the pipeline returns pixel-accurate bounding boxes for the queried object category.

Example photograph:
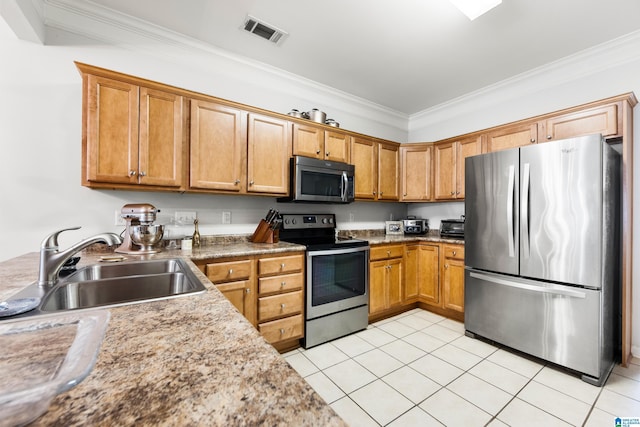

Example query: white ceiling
[13,0,640,114]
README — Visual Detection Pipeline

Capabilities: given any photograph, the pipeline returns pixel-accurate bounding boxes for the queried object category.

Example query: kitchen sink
[3,258,207,318]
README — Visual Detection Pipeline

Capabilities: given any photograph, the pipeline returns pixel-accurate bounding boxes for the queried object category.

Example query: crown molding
[40,0,408,134]
[409,29,640,133]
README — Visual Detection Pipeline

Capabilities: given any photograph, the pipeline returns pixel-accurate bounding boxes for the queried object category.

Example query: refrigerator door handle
[521,162,531,258]
[469,272,587,299]
[507,165,515,257]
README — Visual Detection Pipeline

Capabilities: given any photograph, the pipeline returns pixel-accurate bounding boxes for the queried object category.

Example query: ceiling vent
[242,15,288,45]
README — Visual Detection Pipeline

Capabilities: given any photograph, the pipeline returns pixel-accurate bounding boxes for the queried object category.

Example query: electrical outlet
[349,212,355,222]
[175,211,197,224]
[222,211,231,224]
[114,210,125,226]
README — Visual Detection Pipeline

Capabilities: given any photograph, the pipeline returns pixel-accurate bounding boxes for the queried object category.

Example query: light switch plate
[222,211,231,224]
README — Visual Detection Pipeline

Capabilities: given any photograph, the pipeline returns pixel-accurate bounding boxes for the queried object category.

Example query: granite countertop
[0,239,346,426]
[339,229,465,246]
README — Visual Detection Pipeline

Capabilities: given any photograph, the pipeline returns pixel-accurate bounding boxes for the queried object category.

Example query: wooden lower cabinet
[371,242,464,322]
[196,252,305,351]
[441,245,465,313]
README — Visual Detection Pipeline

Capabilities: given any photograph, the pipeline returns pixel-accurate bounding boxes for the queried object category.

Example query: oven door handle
[306,245,370,257]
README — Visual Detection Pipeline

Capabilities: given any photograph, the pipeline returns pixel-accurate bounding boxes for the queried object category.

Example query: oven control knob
[329,217,334,224]
[291,219,297,224]
[322,218,328,224]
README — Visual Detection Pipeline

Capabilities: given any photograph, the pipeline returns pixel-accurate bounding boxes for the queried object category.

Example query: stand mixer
[115,203,164,254]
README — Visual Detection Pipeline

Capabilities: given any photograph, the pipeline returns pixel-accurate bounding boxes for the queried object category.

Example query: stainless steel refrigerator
[464,133,620,386]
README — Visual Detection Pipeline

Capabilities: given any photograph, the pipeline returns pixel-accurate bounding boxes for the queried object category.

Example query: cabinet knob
[316,150,321,154]
[380,192,383,196]
[281,303,286,310]
[129,170,137,176]
[234,179,240,185]
[228,269,233,275]
[281,263,285,269]
[445,264,449,269]
[281,281,286,288]
[139,171,146,177]
[245,288,250,294]
[450,191,455,196]
[373,191,376,195]
[547,135,552,140]
[326,151,330,156]
[249,180,254,186]
[530,138,536,143]
[403,193,407,197]
[456,191,460,195]
[452,251,457,256]
[387,250,391,256]
[280,328,285,335]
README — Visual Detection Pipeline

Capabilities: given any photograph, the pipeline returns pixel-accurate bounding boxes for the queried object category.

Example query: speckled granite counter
[0,239,346,426]
[338,229,465,246]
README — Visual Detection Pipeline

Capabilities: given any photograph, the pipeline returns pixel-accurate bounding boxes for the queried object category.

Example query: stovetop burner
[278,213,369,250]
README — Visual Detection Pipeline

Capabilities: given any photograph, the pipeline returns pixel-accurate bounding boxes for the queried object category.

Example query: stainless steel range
[278,213,370,348]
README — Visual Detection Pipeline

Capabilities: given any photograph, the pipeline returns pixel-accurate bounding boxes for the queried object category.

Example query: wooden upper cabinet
[189,100,246,192]
[84,75,185,189]
[456,136,482,199]
[247,113,291,195]
[401,145,432,201]
[291,124,350,163]
[543,104,618,141]
[324,130,350,163]
[351,136,377,200]
[485,123,538,152]
[292,123,324,159]
[378,142,399,201]
[434,142,456,200]
[85,75,139,185]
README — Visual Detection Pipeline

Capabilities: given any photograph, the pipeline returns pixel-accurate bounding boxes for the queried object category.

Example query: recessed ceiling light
[448,0,502,20]
[241,15,288,45]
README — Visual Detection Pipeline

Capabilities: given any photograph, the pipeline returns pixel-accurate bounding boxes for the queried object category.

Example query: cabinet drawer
[259,314,303,344]
[443,245,464,260]
[258,255,304,276]
[205,259,252,283]
[258,290,303,322]
[370,245,404,261]
[258,272,304,295]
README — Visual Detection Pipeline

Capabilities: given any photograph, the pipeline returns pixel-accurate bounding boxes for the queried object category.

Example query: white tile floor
[282,309,640,426]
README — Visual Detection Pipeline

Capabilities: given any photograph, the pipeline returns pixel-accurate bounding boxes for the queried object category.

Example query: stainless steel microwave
[278,156,355,204]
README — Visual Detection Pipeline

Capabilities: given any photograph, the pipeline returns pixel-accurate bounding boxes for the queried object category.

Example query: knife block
[250,220,280,243]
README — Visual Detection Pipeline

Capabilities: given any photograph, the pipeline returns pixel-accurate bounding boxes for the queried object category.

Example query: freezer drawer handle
[507,165,515,258]
[469,272,586,299]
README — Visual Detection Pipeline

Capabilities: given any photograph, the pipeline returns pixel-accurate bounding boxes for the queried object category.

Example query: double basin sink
[6,258,207,317]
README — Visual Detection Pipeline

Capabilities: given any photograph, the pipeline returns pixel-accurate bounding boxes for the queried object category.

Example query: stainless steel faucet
[38,226,123,287]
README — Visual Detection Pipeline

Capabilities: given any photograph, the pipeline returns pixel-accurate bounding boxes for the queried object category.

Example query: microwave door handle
[341,171,348,202]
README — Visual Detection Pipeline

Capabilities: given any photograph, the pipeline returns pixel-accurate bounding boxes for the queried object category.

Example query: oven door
[306,245,369,319]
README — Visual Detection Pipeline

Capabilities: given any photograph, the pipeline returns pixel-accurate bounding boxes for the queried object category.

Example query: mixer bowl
[130,225,164,250]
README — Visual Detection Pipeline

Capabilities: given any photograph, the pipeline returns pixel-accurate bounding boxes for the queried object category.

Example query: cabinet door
[401,146,432,201]
[292,123,323,159]
[324,130,350,162]
[543,104,618,141]
[86,75,139,184]
[378,143,399,200]
[387,258,403,308]
[434,142,456,200]
[455,136,482,199]
[443,258,465,313]
[404,245,419,301]
[247,113,291,195]
[138,88,185,188]
[369,260,388,315]
[351,136,377,200]
[216,280,256,326]
[190,100,245,192]
[485,123,538,152]
[419,245,440,306]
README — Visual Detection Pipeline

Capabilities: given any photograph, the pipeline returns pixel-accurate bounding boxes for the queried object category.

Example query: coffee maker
[115,203,164,254]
